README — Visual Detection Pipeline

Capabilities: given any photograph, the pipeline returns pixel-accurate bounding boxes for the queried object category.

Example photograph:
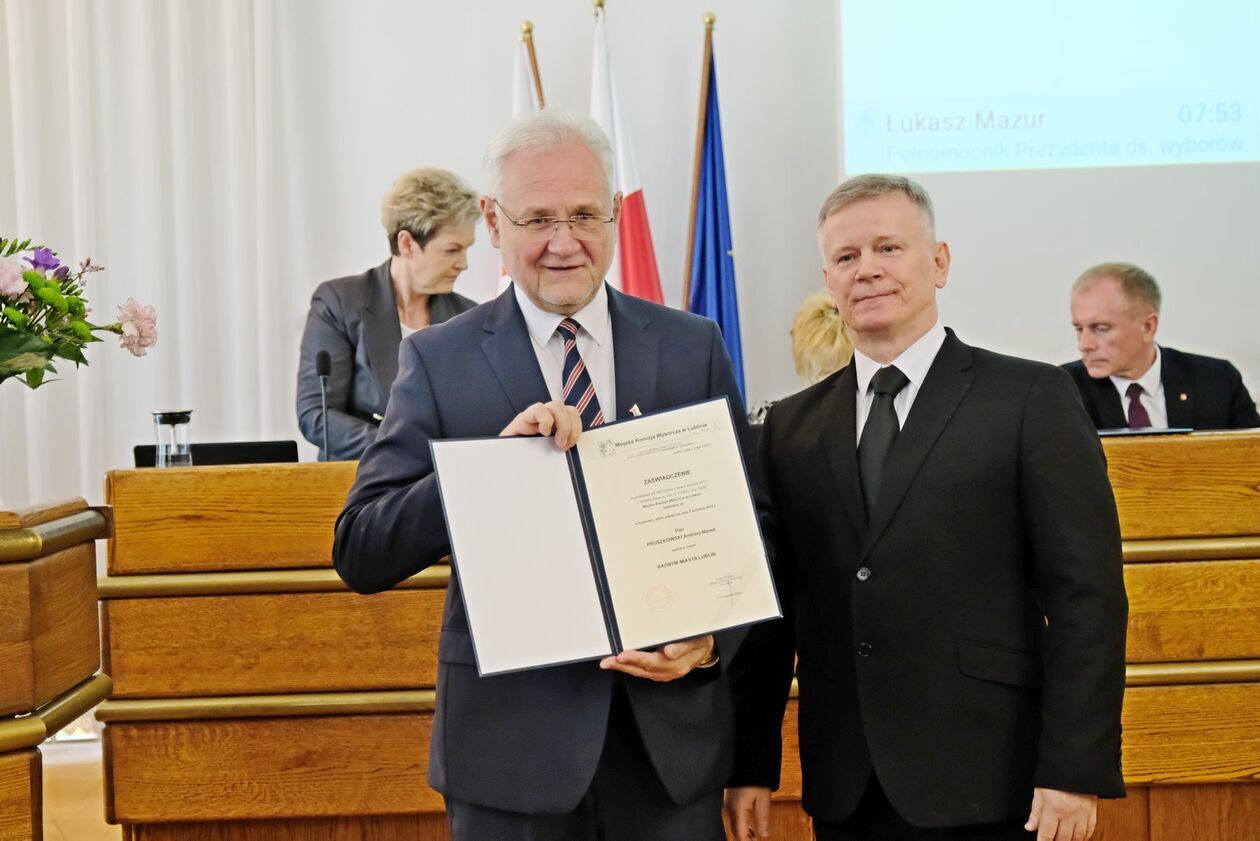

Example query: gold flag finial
[521,20,534,36]
[593,0,605,11]
[704,12,716,27]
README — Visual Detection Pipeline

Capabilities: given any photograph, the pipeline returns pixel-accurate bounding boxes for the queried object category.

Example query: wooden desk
[96,433,1260,840]
[0,499,112,841]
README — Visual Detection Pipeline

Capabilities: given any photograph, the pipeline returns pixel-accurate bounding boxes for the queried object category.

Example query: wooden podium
[97,464,451,840]
[96,433,1260,840]
[0,499,112,841]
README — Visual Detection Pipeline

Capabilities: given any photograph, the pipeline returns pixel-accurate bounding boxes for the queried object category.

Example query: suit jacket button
[856,566,871,581]
[857,642,872,657]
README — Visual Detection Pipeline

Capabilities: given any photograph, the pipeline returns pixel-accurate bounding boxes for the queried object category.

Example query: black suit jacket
[296,260,476,460]
[334,284,754,814]
[1062,346,1260,431]
[733,330,1128,829]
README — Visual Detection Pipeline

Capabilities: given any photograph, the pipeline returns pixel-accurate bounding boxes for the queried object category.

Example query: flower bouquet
[0,236,157,389]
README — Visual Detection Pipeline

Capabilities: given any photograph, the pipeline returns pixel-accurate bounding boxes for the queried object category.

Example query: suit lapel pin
[629,404,642,417]
[1179,393,1188,401]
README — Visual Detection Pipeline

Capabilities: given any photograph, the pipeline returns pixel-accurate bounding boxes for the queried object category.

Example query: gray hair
[1073,262,1162,313]
[817,173,937,238]
[483,110,616,199]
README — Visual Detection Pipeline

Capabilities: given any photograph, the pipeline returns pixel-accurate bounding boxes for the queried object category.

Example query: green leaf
[1,238,34,258]
[0,328,56,378]
[53,339,89,366]
[25,367,46,387]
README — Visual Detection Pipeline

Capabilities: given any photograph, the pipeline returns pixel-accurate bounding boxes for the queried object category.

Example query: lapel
[858,331,973,562]
[363,261,403,398]
[479,287,551,415]
[1090,375,1127,428]
[816,364,869,543]
[1159,347,1193,427]
[607,287,660,418]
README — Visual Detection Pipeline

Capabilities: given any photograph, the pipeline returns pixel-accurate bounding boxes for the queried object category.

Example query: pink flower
[0,260,25,297]
[117,298,158,357]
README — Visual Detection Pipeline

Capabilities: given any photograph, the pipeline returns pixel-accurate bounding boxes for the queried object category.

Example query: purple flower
[117,298,158,357]
[0,260,25,297]
[53,265,69,279]
[24,247,60,273]
[79,258,104,274]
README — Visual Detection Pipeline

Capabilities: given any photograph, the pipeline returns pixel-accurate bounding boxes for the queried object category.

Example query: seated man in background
[1065,262,1259,430]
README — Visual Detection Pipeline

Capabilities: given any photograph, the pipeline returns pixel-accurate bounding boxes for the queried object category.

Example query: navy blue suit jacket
[334,283,754,814]
[1062,346,1259,431]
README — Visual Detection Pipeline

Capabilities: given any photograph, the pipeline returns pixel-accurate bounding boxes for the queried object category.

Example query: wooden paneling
[1125,560,1260,662]
[1122,683,1260,784]
[1103,433,1260,540]
[0,564,34,716]
[124,815,449,841]
[104,589,443,698]
[755,802,813,839]
[105,463,357,575]
[730,791,1152,841]
[1149,783,1260,841]
[0,749,41,841]
[0,544,99,716]
[1095,786,1149,841]
[29,544,101,704]
[104,714,440,823]
[128,815,449,841]
[773,700,802,800]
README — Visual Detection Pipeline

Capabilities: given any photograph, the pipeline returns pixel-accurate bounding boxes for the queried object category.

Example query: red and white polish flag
[590,5,664,304]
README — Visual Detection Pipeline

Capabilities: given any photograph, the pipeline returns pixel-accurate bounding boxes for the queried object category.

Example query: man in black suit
[1064,262,1259,431]
[725,175,1128,841]
[334,111,751,840]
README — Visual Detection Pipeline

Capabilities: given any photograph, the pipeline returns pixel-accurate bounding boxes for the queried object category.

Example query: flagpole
[682,13,715,311]
[521,21,546,107]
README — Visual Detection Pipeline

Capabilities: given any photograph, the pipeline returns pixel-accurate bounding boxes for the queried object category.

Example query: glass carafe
[153,410,193,467]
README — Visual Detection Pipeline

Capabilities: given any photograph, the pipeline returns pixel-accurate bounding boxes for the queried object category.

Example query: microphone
[315,351,331,462]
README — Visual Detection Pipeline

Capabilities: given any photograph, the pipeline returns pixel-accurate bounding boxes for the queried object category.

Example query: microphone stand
[318,374,330,462]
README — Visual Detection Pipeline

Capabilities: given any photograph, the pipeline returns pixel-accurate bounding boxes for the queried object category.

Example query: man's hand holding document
[430,397,779,676]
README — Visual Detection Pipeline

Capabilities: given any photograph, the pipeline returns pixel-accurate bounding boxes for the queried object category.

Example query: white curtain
[0,0,331,508]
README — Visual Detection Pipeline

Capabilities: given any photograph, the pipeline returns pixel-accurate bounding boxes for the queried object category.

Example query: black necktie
[1126,382,1151,429]
[858,365,910,517]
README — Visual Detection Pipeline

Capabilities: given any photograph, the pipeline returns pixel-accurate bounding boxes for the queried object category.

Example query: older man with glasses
[333,110,757,841]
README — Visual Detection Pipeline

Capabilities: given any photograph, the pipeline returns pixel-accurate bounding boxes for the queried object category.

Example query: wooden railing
[0,499,112,841]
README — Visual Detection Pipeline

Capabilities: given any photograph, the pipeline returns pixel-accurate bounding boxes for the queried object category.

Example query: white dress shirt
[1108,346,1167,428]
[513,281,617,422]
[853,321,948,442]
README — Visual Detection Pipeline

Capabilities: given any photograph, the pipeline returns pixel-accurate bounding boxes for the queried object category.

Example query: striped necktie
[557,318,605,429]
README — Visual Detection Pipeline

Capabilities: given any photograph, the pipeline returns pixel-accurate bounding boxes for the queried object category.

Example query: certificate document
[430,398,779,676]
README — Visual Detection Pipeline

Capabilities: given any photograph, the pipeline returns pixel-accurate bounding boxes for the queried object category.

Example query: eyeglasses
[493,200,615,241]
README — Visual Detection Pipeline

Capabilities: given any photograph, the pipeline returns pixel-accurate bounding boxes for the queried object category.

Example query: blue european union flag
[688,54,745,400]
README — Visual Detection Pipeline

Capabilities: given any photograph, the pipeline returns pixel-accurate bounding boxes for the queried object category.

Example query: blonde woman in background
[749,290,855,423]
[297,168,480,460]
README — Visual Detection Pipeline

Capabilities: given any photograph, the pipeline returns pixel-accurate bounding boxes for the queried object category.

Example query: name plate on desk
[431,398,779,676]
